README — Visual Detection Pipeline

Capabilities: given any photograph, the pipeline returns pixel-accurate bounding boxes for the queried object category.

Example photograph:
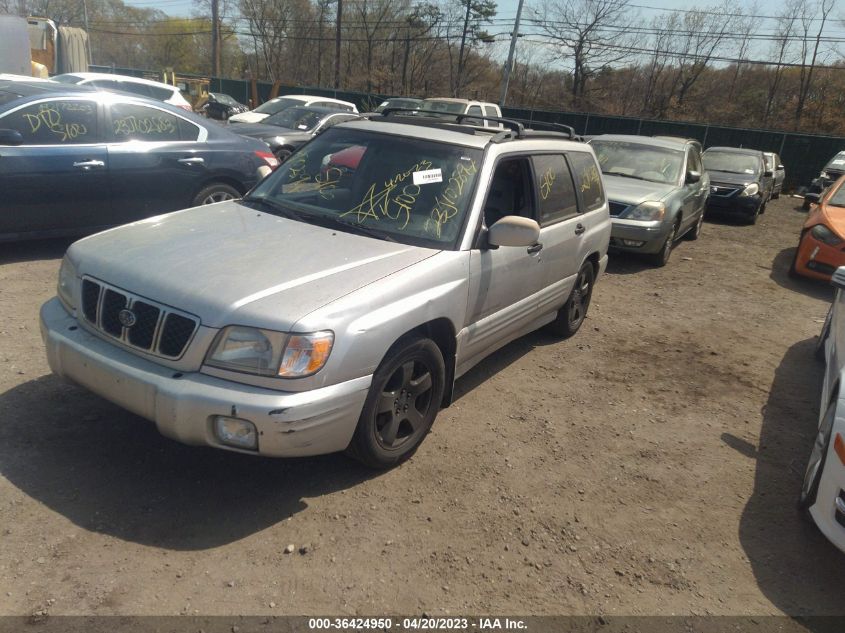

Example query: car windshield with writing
[245,128,481,249]
[703,151,760,176]
[591,140,683,185]
[262,106,322,131]
[253,97,303,116]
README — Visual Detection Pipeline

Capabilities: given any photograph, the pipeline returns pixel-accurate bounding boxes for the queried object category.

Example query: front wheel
[547,261,595,338]
[649,220,679,267]
[192,183,240,206]
[346,338,445,469]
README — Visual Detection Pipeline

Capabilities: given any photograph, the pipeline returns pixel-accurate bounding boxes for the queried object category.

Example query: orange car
[792,174,845,280]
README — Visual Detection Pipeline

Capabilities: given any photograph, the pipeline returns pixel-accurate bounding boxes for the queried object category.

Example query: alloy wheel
[375,360,435,450]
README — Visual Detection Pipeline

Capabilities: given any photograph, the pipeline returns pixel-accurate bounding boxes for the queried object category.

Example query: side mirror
[488,216,540,247]
[764,170,773,177]
[805,192,821,206]
[686,170,701,184]
[0,129,23,146]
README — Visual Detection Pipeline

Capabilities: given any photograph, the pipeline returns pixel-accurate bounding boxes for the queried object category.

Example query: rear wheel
[274,148,293,163]
[547,261,595,338]
[192,183,240,206]
[346,338,445,469]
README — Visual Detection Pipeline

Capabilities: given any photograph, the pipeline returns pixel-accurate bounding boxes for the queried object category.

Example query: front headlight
[625,201,665,222]
[811,224,844,246]
[205,326,333,378]
[740,183,759,197]
[57,256,77,309]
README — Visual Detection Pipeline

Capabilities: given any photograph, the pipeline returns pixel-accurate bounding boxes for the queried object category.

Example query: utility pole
[82,0,93,61]
[211,0,220,76]
[334,0,342,89]
[499,0,524,107]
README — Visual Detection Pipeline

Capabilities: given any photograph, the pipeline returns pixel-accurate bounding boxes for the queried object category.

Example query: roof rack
[377,108,582,142]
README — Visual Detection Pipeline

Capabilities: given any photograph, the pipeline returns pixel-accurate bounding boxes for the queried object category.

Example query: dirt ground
[2,196,845,619]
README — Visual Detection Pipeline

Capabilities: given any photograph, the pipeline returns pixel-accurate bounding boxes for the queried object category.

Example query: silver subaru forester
[40,115,611,468]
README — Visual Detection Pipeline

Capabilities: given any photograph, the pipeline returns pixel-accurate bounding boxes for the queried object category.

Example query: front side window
[568,151,605,211]
[0,99,98,144]
[532,154,578,224]
[108,103,187,141]
[591,139,684,185]
[687,147,702,174]
[246,129,482,248]
[703,151,761,176]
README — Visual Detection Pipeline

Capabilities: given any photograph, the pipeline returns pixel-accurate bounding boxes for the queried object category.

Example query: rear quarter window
[568,151,605,211]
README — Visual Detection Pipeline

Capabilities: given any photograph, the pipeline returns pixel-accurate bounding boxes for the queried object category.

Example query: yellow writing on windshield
[425,159,478,238]
[341,159,433,228]
[113,115,176,137]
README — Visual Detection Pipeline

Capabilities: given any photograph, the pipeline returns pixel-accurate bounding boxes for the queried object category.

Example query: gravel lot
[1,196,844,618]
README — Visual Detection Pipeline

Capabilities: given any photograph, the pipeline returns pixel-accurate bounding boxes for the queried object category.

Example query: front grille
[608,201,629,216]
[80,277,198,359]
[710,184,739,197]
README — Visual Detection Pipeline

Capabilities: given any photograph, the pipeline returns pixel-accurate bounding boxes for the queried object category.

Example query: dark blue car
[0,80,279,242]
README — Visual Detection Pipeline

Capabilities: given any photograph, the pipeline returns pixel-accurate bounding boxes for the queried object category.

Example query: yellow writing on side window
[581,164,600,194]
[425,159,478,238]
[23,104,88,142]
[113,115,176,137]
[341,159,433,229]
[540,167,556,200]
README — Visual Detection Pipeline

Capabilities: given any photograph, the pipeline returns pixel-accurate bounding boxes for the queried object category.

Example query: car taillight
[255,151,280,170]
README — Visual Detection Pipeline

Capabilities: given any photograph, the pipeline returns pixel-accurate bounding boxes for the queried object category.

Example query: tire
[684,211,704,241]
[816,305,833,362]
[547,261,595,338]
[274,148,293,163]
[746,204,760,225]
[346,338,445,469]
[192,183,240,206]
[798,399,836,512]
[649,219,679,267]
[803,197,812,211]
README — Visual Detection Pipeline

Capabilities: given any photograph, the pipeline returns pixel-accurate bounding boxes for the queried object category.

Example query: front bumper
[809,406,845,555]
[706,193,762,216]
[793,232,845,281]
[609,218,669,254]
[40,297,371,457]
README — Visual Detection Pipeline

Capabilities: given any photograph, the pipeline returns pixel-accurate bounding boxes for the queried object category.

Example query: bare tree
[794,0,835,129]
[531,0,633,109]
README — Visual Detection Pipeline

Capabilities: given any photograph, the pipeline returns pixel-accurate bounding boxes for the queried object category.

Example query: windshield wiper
[310,214,398,242]
[241,196,303,221]
[604,170,648,181]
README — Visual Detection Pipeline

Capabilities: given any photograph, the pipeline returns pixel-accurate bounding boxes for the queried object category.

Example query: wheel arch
[195,175,249,199]
[378,318,458,408]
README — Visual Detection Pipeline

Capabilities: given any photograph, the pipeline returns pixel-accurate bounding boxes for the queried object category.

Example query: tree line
[5,0,845,135]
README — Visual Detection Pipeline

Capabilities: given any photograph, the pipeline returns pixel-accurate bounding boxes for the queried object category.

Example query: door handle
[574,223,586,236]
[178,157,205,165]
[73,160,105,169]
[527,243,543,255]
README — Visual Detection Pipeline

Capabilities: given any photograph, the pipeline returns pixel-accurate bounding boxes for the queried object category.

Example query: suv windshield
[263,107,322,130]
[824,152,845,171]
[253,97,302,116]
[703,151,760,175]
[246,128,482,248]
[590,140,683,185]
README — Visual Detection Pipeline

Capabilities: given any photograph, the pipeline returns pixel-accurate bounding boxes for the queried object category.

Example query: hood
[69,203,438,330]
[228,111,269,124]
[229,123,312,143]
[602,174,678,205]
[705,170,757,187]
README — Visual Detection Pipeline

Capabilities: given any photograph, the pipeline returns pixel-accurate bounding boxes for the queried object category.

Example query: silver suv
[40,115,611,468]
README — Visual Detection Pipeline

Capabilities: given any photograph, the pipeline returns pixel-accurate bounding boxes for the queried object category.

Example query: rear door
[0,96,109,237]
[105,101,208,221]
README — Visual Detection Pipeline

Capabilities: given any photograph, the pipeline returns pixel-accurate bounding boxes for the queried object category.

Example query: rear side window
[0,99,98,144]
[532,154,578,225]
[466,105,482,126]
[484,105,498,117]
[108,103,190,142]
[568,151,605,211]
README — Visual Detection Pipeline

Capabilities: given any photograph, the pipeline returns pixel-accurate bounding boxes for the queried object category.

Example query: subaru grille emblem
[118,308,137,328]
